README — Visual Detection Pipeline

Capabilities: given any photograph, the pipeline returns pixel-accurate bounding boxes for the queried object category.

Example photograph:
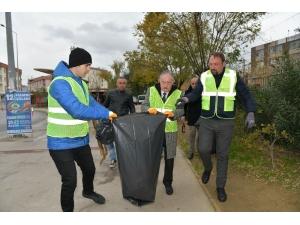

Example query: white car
[138,95,146,104]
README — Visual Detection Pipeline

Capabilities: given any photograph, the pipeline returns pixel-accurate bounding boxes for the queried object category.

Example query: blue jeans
[107,142,117,161]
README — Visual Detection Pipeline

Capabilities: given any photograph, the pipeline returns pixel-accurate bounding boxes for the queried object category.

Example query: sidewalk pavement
[0,108,220,212]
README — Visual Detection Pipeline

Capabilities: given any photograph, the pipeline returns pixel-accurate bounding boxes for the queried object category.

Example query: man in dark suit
[178,77,201,159]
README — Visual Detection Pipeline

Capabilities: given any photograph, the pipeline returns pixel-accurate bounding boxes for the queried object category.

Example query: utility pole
[4,12,17,92]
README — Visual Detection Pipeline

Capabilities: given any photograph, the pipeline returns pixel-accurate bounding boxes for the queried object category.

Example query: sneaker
[82,191,106,204]
[109,160,117,168]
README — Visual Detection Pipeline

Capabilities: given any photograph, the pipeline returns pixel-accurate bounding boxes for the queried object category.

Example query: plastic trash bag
[112,112,167,206]
[95,119,114,145]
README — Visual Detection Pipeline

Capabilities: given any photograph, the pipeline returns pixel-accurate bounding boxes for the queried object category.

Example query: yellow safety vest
[201,68,237,119]
[149,86,181,132]
[47,76,90,138]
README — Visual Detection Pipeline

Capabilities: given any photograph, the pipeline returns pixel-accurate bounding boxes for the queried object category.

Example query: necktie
[162,92,166,103]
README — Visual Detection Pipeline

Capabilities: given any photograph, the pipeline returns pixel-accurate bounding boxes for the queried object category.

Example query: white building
[32,66,109,104]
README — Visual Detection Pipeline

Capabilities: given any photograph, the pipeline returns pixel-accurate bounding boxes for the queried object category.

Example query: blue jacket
[47,61,110,150]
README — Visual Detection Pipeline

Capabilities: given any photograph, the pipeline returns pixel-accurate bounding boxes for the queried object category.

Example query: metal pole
[13,31,19,91]
[1,24,19,91]
[4,13,17,92]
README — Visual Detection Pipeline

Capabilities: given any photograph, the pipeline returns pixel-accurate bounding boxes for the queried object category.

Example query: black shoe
[201,171,211,184]
[217,188,227,202]
[165,186,173,195]
[187,152,194,159]
[82,191,106,204]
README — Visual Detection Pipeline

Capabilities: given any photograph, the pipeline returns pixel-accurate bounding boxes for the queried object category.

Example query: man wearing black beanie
[47,47,117,212]
[69,47,92,69]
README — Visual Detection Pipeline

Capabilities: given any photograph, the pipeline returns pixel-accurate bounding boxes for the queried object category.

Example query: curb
[178,147,222,212]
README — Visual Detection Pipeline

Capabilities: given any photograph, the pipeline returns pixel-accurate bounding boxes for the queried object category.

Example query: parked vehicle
[133,96,138,105]
[138,95,146,104]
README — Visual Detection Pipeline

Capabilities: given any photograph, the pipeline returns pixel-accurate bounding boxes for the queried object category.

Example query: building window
[289,40,300,51]
[292,53,300,60]
[269,44,283,54]
[277,44,283,53]
[256,49,264,57]
[269,58,276,65]
[256,60,264,67]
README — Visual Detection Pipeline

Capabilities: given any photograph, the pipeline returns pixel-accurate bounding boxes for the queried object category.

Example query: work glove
[109,111,117,122]
[163,111,174,118]
[175,98,187,109]
[245,113,255,129]
[148,108,158,114]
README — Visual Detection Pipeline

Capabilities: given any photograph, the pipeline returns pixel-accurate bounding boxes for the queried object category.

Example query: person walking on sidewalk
[102,77,136,168]
[178,76,201,159]
[141,70,184,195]
[176,52,256,202]
[47,47,117,212]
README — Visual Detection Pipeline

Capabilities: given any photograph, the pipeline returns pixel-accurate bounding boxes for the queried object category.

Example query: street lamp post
[1,23,19,91]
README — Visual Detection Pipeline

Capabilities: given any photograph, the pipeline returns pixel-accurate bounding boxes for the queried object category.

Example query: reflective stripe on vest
[47,76,90,138]
[200,68,237,119]
[149,86,181,132]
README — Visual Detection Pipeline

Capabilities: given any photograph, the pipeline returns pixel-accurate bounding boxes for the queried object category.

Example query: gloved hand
[148,108,157,114]
[109,111,117,122]
[245,113,255,129]
[163,111,174,118]
[175,97,187,109]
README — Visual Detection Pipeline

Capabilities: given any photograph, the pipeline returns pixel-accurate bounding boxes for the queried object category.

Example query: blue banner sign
[6,91,32,134]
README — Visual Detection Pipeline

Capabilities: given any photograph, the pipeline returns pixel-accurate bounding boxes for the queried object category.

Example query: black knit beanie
[68,47,92,68]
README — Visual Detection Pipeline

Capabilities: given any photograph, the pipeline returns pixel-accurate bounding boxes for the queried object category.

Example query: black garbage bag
[95,119,114,145]
[112,112,167,206]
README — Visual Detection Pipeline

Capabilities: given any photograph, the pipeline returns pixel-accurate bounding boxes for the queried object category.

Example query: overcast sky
[0,12,145,85]
[1,3,299,86]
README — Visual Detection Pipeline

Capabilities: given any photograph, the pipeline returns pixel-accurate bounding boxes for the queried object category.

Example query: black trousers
[162,136,174,187]
[49,144,96,212]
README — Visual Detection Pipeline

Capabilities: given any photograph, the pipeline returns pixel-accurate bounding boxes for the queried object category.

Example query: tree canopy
[124,12,266,90]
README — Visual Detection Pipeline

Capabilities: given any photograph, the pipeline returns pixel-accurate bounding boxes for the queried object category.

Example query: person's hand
[109,111,117,122]
[175,97,187,109]
[178,117,185,124]
[163,111,174,118]
[148,108,157,114]
[245,113,255,129]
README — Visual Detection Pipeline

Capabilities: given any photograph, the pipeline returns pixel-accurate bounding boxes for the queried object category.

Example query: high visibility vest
[149,86,181,132]
[47,76,90,138]
[200,68,237,119]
